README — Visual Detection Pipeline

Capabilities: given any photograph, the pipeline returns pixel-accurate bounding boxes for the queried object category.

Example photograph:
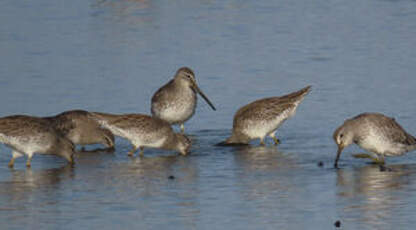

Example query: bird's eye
[340,134,344,138]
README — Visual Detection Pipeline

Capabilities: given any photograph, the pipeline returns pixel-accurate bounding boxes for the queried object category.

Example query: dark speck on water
[334,220,341,228]
[1,0,416,229]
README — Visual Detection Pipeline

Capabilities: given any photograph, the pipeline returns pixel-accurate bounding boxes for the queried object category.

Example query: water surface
[1,0,416,229]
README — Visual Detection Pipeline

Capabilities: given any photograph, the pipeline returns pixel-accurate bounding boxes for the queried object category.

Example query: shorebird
[0,115,75,168]
[218,85,311,146]
[91,112,191,156]
[44,110,114,149]
[151,67,216,133]
[333,113,416,167]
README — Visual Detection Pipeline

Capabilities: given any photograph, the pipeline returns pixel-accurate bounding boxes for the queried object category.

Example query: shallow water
[1,0,416,229]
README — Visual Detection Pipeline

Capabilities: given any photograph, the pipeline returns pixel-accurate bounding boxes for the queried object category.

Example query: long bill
[334,145,343,168]
[192,83,216,111]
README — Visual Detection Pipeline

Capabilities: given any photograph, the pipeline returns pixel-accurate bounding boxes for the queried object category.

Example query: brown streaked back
[350,113,416,146]
[234,85,311,124]
[0,115,56,137]
[92,112,170,131]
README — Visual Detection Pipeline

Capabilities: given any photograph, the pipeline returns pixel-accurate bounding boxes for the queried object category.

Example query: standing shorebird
[151,67,216,133]
[91,112,191,156]
[333,113,416,167]
[0,115,75,168]
[218,85,311,146]
[44,110,115,149]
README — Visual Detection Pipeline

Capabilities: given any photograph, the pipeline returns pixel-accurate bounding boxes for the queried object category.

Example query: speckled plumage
[151,67,216,133]
[0,115,75,168]
[91,112,191,156]
[44,110,114,149]
[221,86,311,145]
[333,113,416,167]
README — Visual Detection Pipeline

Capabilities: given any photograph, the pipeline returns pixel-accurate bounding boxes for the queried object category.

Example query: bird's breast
[155,89,197,124]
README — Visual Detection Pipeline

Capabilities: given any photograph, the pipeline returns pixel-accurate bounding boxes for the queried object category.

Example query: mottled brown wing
[0,115,52,137]
[105,114,144,129]
[233,99,296,128]
[44,113,77,136]
[151,80,175,112]
[108,114,168,131]
[378,116,416,146]
[234,85,310,122]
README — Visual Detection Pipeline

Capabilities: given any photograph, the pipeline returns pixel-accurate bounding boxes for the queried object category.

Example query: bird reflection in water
[336,164,416,228]
[233,145,297,172]
[0,165,74,209]
[232,146,297,204]
[112,154,200,228]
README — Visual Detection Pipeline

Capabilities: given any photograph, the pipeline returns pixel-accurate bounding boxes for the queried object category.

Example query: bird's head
[333,123,354,168]
[174,67,216,111]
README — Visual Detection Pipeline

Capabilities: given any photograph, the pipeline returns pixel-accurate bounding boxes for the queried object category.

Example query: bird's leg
[26,153,34,168]
[260,138,266,146]
[127,146,138,156]
[8,150,23,168]
[180,124,185,134]
[373,155,385,165]
[268,132,280,145]
[353,153,385,164]
[352,153,373,159]
[8,158,15,168]
[139,147,145,157]
[104,136,114,149]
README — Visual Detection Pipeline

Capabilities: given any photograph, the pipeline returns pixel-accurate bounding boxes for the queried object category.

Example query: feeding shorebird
[218,85,311,146]
[44,110,114,149]
[333,113,416,167]
[91,112,191,156]
[0,115,75,168]
[151,67,216,133]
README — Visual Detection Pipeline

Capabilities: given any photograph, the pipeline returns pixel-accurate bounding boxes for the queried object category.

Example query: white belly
[132,136,167,149]
[358,132,407,156]
[0,134,51,155]
[244,114,288,139]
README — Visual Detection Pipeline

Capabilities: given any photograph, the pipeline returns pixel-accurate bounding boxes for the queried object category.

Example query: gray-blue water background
[1,0,416,229]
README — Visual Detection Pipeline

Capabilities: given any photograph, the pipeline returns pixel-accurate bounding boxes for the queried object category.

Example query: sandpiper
[0,115,75,168]
[218,85,311,146]
[91,112,191,156]
[333,113,416,167]
[151,67,216,133]
[44,110,115,149]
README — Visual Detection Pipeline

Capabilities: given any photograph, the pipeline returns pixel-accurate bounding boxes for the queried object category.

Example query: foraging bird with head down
[91,112,191,156]
[44,110,115,150]
[333,112,416,167]
[0,115,75,168]
[151,67,216,133]
[218,85,311,146]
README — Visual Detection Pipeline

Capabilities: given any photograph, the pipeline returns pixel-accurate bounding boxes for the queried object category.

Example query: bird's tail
[407,134,416,152]
[285,85,312,101]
